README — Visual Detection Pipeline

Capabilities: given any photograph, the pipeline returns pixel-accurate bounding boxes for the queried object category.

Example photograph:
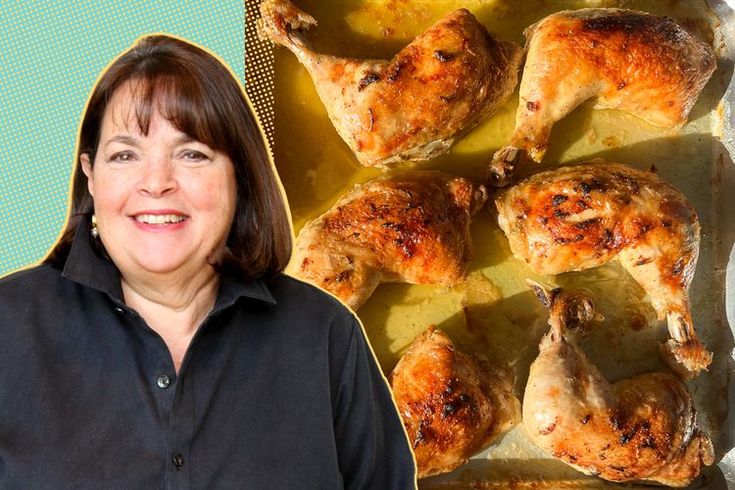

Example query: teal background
[0,0,245,276]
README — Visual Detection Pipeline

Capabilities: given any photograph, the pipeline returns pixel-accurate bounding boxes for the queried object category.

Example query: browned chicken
[258,0,522,167]
[287,171,487,309]
[489,8,716,185]
[495,161,711,378]
[524,283,714,487]
[390,327,519,478]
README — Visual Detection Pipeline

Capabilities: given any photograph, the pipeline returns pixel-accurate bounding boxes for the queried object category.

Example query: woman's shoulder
[263,273,359,335]
[0,264,68,319]
[266,273,354,315]
[0,263,63,292]
[264,274,369,379]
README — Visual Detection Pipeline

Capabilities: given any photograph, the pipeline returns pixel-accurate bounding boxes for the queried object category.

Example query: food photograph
[246,0,735,487]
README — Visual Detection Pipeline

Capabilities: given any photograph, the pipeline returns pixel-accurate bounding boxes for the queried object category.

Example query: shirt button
[113,306,124,314]
[172,452,184,469]
[156,375,171,389]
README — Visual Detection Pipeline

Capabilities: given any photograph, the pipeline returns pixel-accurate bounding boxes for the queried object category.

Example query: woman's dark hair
[45,34,292,280]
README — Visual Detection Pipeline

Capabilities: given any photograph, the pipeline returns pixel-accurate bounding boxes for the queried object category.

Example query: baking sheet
[245,0,735,487]
[708,2,735,488]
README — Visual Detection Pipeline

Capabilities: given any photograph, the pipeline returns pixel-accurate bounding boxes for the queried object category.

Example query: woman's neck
[121,268,220,373]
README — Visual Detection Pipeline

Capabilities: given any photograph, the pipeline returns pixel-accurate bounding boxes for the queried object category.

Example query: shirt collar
[61,220,277,307]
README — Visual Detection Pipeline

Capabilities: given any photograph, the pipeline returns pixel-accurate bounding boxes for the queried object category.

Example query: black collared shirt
[0,224,416,489]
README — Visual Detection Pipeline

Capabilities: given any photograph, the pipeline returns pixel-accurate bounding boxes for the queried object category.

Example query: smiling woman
[0,35,416,489]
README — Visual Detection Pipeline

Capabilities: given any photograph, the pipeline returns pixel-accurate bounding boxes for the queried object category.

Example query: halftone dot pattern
[244,0,275,153]
[0,0,245,276]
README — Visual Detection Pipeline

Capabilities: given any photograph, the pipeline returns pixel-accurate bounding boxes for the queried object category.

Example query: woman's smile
[131,210,189,231]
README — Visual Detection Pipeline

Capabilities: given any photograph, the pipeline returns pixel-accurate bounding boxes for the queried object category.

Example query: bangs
[125,73,231,153]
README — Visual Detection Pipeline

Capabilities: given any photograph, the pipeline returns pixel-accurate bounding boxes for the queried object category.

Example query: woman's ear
[80,153,94,197]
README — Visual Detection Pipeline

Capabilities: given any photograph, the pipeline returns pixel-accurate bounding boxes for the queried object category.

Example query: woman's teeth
[135,214,186,224]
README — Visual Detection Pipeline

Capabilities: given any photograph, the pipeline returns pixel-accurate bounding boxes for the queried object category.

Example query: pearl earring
[91,214,99,239]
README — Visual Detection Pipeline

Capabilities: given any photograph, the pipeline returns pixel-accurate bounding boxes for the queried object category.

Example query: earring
[91,214,99,239]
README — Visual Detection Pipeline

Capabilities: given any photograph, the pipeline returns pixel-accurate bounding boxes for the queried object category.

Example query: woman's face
[81,82,237,280]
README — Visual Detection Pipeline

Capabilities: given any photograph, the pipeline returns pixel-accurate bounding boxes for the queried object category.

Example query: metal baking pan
[245,0,735,487]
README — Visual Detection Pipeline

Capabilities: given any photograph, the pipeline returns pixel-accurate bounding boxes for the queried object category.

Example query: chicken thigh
[258,0,522,167]
[489,8,716,185]
[495,161,710,377]
[287,171,487,310]
[524,283,714,487]
[390,327,519,478]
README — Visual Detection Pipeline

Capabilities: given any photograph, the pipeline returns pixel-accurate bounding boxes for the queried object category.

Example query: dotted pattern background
[0,0,245,276]
[245,0,276,153]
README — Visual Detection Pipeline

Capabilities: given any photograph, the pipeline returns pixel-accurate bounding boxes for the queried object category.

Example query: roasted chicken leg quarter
[489,8,716,185]
[495,161,711,377]
[390,327,519,478]
[287,171,487,310]
[524,283,714,487]
[258,0,522,167]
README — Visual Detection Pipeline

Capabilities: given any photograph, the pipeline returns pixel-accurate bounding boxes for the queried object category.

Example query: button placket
[166,369,193,489]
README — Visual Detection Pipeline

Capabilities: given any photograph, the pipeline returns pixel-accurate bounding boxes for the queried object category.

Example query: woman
[0,35,416,489]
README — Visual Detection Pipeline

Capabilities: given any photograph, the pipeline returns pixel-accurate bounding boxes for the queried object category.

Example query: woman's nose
[138,157,177,196]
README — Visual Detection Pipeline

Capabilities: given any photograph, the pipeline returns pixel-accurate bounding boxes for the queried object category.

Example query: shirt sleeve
[331,316,417,490]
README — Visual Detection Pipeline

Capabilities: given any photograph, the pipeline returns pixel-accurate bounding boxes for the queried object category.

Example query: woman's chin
[115,249,205,278]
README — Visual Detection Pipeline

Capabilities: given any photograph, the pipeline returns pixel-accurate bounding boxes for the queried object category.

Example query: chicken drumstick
[495,161,711,377]
[524,283,714,487]
[259,0,522,167]
[489,8,716,186]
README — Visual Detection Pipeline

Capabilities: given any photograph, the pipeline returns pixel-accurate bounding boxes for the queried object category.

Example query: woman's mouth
[133,213,188,225]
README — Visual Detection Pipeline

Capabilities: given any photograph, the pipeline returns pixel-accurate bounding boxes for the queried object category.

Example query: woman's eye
[109,151,136,163]
[181,150,208,161]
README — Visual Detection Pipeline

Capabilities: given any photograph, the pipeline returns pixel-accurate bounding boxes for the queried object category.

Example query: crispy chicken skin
[489,8,716,185]
[287,171,487,310]
[390,327,519,478]
[524,284,714,487]
[258,0,522,167]
[495,162,711,378]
